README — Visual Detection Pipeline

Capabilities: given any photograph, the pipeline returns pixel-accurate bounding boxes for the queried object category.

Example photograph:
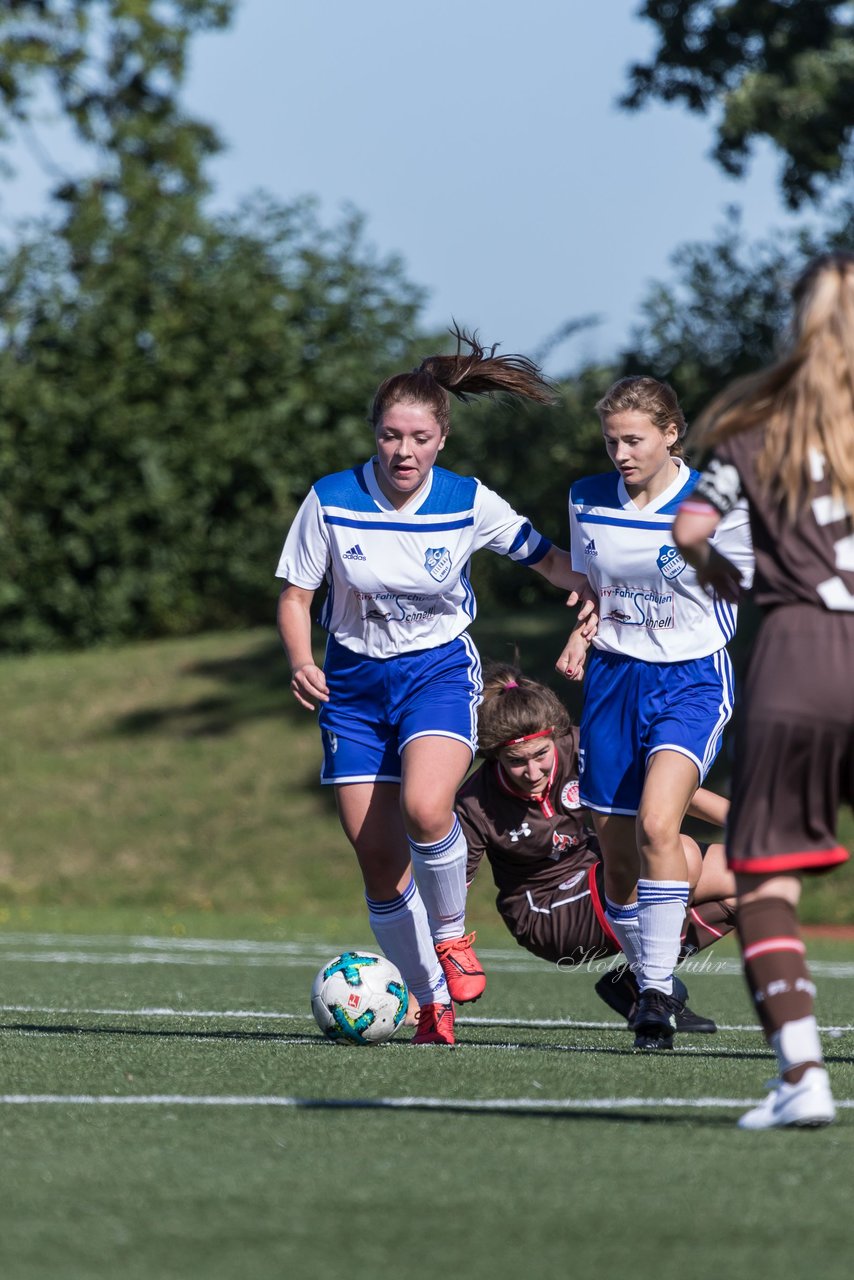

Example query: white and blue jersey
[569,459,754,662]
[278,459,551,659]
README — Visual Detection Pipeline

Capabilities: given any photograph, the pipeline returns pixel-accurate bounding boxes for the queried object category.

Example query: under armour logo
[509,822,532,843]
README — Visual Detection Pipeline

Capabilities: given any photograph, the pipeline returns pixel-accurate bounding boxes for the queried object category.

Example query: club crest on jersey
[657,544,686,580]
[552,831,580,856]
[560,780,582,810]
[424,547,452,582]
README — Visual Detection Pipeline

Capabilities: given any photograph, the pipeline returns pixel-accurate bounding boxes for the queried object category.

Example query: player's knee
[400,800,454,845]
[636,809,681,859]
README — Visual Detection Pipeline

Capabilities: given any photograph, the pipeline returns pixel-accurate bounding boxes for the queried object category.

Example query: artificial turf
[1,923,852,1280]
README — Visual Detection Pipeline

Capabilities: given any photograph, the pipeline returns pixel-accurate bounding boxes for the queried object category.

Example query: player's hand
[696,548,743,604]
[555,633,589,682]
[566,580,598,617]
[563,653,587,682]
[575,599,599,640]
[290,662,329,710]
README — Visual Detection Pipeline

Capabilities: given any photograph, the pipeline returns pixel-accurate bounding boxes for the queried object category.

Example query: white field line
[2,1002,854,1036]
[0,1092,851,1112]
[0,932,853,978]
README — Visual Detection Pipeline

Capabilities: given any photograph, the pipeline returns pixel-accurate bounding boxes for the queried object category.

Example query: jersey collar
[495,753,558,819]
[618,457,689,514]
[363,458,435,513]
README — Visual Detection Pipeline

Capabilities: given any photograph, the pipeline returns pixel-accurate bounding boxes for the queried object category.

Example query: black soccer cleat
[594,963,640,1022]
[670,974,717,1034]
[594,962,722,1034]
[632,987,680,1051]
[594,965,717,1034]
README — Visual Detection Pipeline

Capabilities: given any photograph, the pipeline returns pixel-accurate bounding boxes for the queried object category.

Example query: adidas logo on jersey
[584,538,598,556]
[343,544,367,561]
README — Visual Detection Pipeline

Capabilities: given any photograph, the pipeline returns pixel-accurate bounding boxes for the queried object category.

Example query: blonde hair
[371,324,556,435]
[476,663,571,759]
[693,252,854,520]
[595,376,687,458]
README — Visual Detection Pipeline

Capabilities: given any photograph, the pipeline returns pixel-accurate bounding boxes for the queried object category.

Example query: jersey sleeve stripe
[511,534,552,565]
[508,521,533,555]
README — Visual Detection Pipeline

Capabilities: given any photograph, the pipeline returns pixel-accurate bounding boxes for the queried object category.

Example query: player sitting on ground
[454,664,736,1030]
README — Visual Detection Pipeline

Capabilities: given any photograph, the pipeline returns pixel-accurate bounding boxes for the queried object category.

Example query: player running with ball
[277,328,592,1046]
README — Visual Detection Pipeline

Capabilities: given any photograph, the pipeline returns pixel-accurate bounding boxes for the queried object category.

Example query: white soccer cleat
[738,1067,836,1130]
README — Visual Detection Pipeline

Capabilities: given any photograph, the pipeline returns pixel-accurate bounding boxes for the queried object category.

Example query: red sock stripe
[690,905,725,940]
[742,936,806,963]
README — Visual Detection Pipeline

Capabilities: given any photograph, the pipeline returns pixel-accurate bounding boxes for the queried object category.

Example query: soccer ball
[310,951,409,1045]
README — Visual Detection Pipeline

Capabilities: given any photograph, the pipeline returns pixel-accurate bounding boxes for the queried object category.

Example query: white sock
[637,879,690,995]
[365,878,449,1007]
[604,897,642,975]
[771,1015,824,1077]
[408,818,468,943]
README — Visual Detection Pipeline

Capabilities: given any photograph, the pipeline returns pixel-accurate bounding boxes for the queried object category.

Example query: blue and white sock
[604,897,643,975]
[408,818,468,944]
[637,879,691,995]
[365,878,449,1007]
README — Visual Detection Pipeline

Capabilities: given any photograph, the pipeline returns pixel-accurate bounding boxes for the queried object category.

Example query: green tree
[446,362,617,610]
[0,194,425,650]
[623,1,854,207]
[620,200,854,421]
[0,2,427,650]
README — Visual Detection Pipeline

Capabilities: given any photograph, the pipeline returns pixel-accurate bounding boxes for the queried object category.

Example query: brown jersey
[692,431,854,612]
[692,429,854,874]
[455,730,600,907]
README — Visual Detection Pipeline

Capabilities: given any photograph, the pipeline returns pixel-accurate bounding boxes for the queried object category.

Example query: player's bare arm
[672,503,743,604]
[530,545,589,606]
[688,787,730,828]
[555,607,598,681]
[276,583,329,709]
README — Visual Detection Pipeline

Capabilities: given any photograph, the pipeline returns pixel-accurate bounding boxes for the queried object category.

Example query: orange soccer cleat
[435,931,487,1004]
[412,1001,455,1046]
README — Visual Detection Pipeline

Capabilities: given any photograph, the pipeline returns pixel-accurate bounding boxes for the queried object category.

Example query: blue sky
[1,0,809,373]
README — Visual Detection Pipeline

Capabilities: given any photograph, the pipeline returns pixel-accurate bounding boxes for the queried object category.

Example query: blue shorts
[579,648,734,816]
[317,634,483,784]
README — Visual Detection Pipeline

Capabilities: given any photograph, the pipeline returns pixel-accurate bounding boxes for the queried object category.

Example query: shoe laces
[437,931,476,955]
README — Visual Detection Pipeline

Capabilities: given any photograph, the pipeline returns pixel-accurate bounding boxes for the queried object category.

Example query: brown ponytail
[371,324,556,434]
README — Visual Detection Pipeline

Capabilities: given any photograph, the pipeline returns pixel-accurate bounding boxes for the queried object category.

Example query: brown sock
[736,896,821,1084]
[680,899,737,956]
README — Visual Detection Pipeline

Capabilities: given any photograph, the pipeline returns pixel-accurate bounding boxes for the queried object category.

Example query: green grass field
[1,624,853,1278]
[1,919,853,1280]
[1,619,852,923]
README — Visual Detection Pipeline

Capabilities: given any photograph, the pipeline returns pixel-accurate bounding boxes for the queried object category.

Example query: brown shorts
[727,604,854,875]
[498,863,619,967]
